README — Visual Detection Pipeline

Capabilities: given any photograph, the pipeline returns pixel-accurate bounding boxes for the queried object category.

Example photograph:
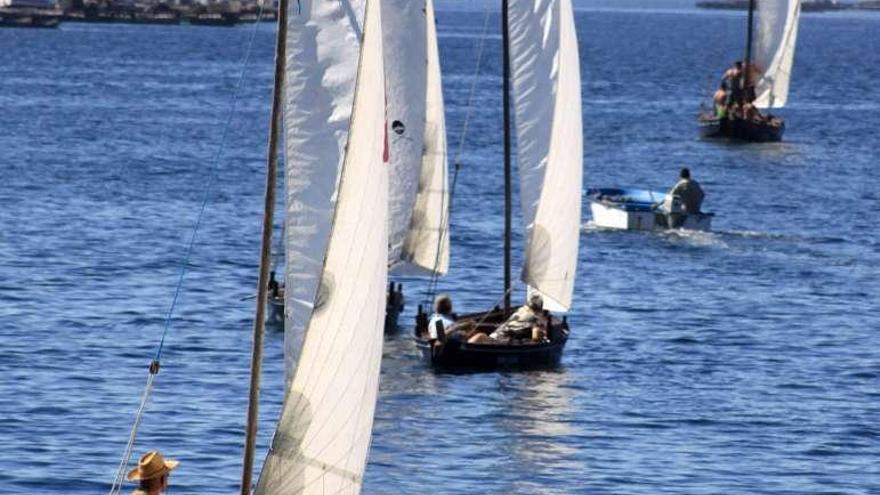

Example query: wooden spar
[501,0,512,313]
[240,0,287,491]
[743,0,756,100]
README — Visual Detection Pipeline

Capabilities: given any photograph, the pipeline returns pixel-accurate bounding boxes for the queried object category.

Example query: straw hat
[127,451,179,481]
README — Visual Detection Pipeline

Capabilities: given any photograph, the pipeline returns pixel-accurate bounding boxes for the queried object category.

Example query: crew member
[427,294,455,341]
[469,293,548,344]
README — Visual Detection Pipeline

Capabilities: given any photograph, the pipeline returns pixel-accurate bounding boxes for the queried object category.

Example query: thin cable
[108,8,267,494]
[423,4,493,308]
[155,8,266,361]
[108,372,156,495]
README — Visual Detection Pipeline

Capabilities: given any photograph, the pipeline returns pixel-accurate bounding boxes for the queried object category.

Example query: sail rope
[108,7,267,494]
[422,3,493,309]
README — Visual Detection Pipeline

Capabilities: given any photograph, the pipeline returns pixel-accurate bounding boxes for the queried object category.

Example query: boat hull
[414,308,569,371]
[267,282,403,334]
[590,200,713,232]
[267,297,284,326]
[0,11,60,28]
[587,188,714,232]
[698,113,785,142]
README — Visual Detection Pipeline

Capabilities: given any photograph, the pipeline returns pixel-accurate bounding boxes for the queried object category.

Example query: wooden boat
[262,0,449,335]
[415,0,583,371]
[239,0,389,492]
[587,187,714,232]
[415,308,569,369]
[266,279,404,334]
[697,112,784,142]
[699,0,801,142]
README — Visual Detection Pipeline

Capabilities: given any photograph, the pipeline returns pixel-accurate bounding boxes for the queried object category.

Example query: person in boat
[427,294,455,341]
[127,450,178,495]
[666,167,705,215]
[721,62,744,108]
[268,270,280,298]
[713,88,728,118]
[468,293,548,344]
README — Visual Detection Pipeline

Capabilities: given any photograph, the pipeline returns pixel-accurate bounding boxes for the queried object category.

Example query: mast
[744,0,756,98]
[501,0,512,313]
[240,0,287,492]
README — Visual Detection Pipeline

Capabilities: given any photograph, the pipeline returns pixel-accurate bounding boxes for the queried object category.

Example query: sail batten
[257,0,387,493]
[509,0,583,311]
[752,0,800,109]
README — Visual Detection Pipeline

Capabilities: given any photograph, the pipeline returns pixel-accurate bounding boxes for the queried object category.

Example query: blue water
[1,5,879,494]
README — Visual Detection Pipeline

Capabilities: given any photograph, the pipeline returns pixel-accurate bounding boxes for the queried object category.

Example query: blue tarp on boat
[586,188,667,212]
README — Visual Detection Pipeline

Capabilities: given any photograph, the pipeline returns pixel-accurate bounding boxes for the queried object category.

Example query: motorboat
[587,187,714,232]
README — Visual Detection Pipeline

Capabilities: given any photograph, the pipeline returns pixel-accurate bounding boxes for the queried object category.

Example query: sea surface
[1,5,879,495]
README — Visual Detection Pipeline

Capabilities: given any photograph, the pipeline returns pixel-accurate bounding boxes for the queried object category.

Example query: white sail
[509,0,583,312]
[752,0,800,109]
[256,0,387,493]
[384,0,449,276]
[280,0,368,378]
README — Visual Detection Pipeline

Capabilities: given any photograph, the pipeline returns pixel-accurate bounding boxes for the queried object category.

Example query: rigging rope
[108,8,267,494]
[423,4,493,309]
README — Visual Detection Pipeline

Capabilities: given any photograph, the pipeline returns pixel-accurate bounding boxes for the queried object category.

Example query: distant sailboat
[414,0,582,369]
[698,0,801,142]
[265,0,447,334]
[241,0,387,493]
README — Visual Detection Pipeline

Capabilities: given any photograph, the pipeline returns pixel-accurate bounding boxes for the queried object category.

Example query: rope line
[423,4,493,309]
[108,7,267,493]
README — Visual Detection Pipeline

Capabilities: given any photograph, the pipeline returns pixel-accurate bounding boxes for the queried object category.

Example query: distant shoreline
[696,0,880,13]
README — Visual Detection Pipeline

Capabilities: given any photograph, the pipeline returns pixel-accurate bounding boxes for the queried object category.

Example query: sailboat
[264,0,448,334]
[698,0,801,142]
[414,0,583,370]
[240,0,388,492]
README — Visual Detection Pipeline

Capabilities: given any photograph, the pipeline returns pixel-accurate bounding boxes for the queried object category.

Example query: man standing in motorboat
[666,167,705,215]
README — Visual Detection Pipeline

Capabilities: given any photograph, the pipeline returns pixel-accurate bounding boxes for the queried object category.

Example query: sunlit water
[1,6,878,494]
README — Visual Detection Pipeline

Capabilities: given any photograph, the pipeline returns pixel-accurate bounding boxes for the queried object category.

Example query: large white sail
[752,0,800,109]
[256,0,387,493]
[509,0,583,311]
[384,0,449,275]
[280,0,368,378]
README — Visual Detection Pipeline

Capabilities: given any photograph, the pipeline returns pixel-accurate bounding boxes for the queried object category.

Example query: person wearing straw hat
[127,450,178,495]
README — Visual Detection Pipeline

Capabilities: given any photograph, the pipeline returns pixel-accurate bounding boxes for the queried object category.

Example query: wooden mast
[501,0,512,313]
[743,0,756,101]
[240,0,287,492]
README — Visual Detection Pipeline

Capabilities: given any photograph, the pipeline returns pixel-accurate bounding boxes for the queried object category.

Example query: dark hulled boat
[266,280,405,334]
[414,308,569,370]
[413,0,583,371]
[698,112,784,142]
[699,0,800,143]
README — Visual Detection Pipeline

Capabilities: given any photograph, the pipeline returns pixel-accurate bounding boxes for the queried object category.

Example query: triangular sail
[280,0,369,378]
[256,0,387,493]
[752,0,800,109]
[509,0,583,311]
[401,0,450,275]
[383,0,449,276]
